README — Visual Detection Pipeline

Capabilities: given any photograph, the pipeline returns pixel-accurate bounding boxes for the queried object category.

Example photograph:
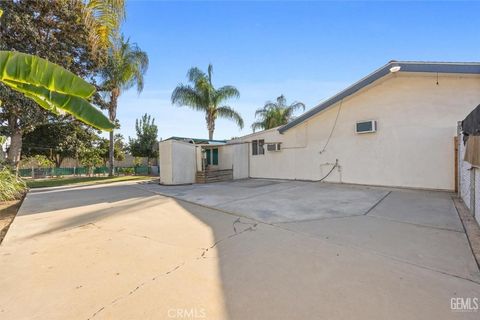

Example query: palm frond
[99,35,148,95]
[214,85,240,105]
[288,101,306,112]
[254,107,268,117]
[83,0,126,57]
[277,95,287,108]
[207,64,213,85]
[252,95,305,131]
[251,121,265,132]
[263,101,278,110]
[216,106,244,129]
[171,85,207,111]
[187,67,206,83]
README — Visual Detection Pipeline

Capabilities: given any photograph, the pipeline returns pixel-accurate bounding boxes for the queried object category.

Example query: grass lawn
[26,175,155,189]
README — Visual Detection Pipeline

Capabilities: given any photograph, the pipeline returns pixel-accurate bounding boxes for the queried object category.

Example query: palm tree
[100,35,149,176]
[251,95,305,132]
[83,0,126,59]
[171,64,244,140]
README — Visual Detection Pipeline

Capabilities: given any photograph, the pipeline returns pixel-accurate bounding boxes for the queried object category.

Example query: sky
[116,0,480,141]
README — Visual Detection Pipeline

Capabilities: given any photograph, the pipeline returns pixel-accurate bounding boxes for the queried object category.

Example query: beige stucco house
[160,61,480,190]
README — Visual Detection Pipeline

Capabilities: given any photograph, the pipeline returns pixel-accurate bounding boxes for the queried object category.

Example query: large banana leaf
[0,51,114,131]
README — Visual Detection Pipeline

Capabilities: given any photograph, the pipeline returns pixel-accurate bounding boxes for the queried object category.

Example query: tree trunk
[55,155,63,168]
[7,128,23,171]
[109,130,114,176]
[206,113,215,140]
[108,90,119,177]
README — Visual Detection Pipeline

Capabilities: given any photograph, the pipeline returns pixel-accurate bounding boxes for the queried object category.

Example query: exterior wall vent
[356,120,377,134]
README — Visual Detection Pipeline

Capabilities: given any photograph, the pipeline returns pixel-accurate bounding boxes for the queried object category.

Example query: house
[160,61,480,190]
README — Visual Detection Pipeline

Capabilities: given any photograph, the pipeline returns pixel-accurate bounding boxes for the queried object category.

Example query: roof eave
[278,61,480,134]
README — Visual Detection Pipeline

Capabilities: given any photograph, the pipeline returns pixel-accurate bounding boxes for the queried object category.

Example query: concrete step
[196,169,233,184]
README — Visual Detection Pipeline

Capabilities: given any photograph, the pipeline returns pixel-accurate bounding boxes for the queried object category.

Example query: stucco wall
[159,140,173,185]
[231,143,249,179]
[218,146,233,170]
[171,141,196,184]
[235,73,480,190]
[159,140,196,185]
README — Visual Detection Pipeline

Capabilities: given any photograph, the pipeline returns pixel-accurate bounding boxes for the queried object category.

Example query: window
[252,139,265,156]
[206,148,219,165]
[258,139,265,155]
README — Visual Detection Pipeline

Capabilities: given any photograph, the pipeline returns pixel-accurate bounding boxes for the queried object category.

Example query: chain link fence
[18,166,152,178]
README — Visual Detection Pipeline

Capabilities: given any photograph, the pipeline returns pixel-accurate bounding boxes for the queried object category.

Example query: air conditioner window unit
[266,143,281,151]
[356,120,377,134]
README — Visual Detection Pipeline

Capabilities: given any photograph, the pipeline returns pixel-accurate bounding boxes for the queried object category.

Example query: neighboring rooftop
[279,60,480,133]
[163,136,227,145]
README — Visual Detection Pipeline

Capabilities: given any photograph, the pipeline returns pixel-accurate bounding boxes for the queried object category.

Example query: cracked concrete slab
[146,180,388,223]
[278,215,480,282]
[367,189,464,232]
[0,180,479,319]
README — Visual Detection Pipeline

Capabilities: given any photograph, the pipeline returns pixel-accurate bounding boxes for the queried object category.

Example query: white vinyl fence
[458,131,480,224]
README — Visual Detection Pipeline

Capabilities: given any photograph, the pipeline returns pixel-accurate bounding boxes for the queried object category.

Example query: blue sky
[116,1,480,141]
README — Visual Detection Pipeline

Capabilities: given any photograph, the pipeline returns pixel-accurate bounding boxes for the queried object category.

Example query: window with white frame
[252,139,265,155]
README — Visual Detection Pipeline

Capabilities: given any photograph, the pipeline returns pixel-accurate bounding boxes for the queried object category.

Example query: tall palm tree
[251,95,305,132]
[171,64,244,140]
[100,35,148,176]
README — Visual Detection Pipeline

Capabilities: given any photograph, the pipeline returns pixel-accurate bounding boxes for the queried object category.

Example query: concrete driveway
[0,179,479,319]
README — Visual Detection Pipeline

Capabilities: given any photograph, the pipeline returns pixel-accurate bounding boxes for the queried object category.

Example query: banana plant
[0,51,114,131]
[0,9,114,131]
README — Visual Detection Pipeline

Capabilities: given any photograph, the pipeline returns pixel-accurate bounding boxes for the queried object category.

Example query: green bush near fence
[18,166,151,178]
[0,167,27,201]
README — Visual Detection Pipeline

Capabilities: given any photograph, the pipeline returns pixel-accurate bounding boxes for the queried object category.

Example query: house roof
[279,61,480,133]
[163,136,227,145]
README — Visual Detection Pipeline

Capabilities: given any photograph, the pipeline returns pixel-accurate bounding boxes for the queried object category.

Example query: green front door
[206,149,211,165]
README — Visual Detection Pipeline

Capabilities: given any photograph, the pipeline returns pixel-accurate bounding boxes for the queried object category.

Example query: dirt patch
[0,198,23,244]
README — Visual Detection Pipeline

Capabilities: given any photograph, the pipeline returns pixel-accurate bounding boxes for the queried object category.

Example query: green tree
[22,121,99,167]
[0,0,113,168]
[99,35,149,176]
[128,114,158,164]
[78,148,103,176]
[171,64,244,140]
[98,134,125,166]
[20,155,54,169]
[251,95,305,132]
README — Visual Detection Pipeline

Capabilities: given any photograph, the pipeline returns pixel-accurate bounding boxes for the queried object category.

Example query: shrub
[0,167,27,202]
[118,167,134,175]
[20,155,54,169]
